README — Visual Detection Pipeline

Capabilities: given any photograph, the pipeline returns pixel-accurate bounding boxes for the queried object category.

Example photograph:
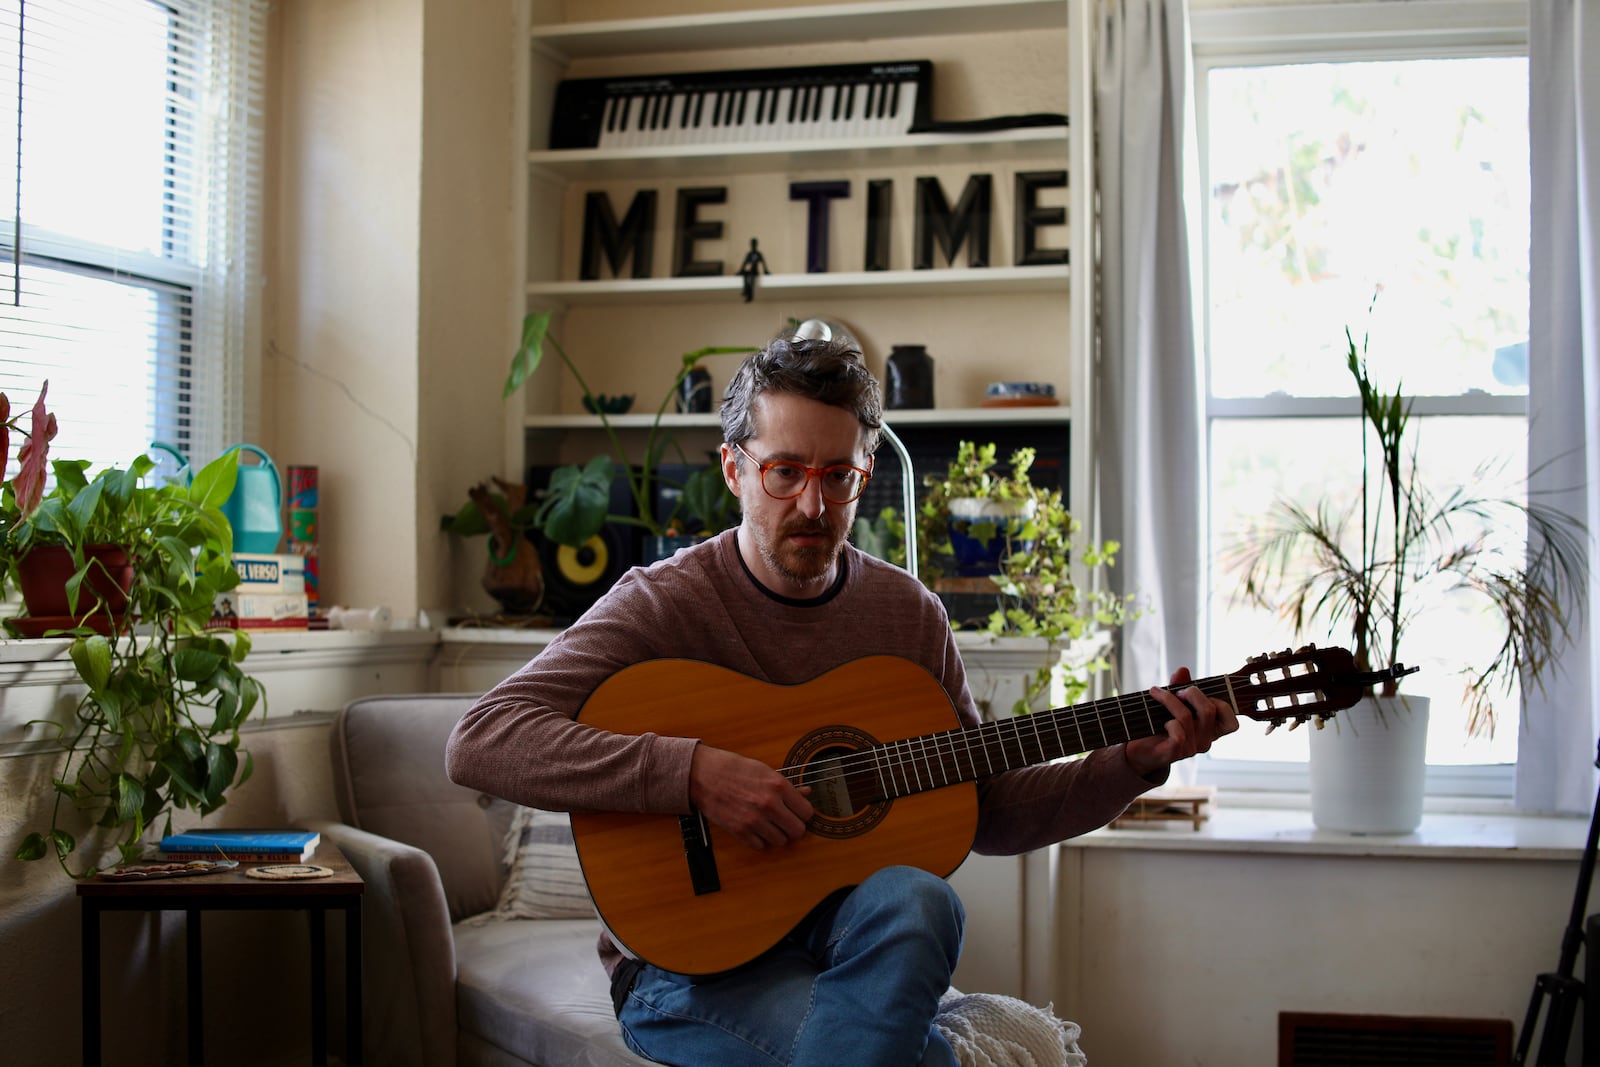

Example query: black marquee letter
[913,174,992,269]
[1014,170,1069,267]
[789,180,851,273]
[864,179,893,271]
[673,187,727,278]
[580,190,657,280]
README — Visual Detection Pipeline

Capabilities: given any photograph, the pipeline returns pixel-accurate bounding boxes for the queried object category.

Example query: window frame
[1,0,263,478]
[1190,0,1530,798]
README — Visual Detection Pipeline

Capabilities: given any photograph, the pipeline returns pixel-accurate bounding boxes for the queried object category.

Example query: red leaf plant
[2,380,56,519]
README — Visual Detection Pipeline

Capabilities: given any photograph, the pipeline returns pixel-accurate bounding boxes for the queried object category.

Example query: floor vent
[1279,1011,1513,1066]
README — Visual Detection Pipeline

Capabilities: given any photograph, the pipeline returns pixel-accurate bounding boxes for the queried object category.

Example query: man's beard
[756,513,850,588]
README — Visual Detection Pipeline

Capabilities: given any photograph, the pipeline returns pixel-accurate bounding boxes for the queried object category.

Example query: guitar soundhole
[788,725,890,840]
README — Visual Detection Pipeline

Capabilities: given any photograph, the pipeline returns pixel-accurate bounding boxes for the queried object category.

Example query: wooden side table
[77,840,363,1066]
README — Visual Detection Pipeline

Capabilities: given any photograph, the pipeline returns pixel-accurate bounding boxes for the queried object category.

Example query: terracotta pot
[15,543,134,618]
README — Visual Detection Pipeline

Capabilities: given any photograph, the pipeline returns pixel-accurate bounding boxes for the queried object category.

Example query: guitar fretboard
[791,674,1238,806]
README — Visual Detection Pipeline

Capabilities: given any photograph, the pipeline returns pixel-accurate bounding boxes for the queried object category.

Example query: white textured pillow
[486,805,595,920]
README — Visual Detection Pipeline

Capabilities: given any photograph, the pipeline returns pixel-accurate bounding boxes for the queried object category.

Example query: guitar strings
[776,659,1331,795]
[775,674,1252,788]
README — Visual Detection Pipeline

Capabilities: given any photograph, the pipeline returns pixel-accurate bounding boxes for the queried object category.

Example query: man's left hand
[1123,666,1240,780]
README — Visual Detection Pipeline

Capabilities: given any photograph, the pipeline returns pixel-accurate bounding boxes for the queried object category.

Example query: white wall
[1057,822,1597,1065]
[265,0,516,621]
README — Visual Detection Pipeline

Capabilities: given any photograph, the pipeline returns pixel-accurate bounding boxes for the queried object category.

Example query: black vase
[678,368,713,413]
[886,345,934,409]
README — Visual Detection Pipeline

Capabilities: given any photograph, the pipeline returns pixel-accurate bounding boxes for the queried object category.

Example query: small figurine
[737,237,768,302]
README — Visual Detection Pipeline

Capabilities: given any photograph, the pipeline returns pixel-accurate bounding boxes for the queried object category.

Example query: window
[1,0,265,480]
[1193,3,1529,794]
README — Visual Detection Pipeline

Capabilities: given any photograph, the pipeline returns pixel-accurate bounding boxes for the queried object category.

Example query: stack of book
[158,828,321,863]
[210,552,310,630]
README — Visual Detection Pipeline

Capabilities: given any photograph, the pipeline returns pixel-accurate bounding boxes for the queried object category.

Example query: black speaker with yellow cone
[539,527,629,618]
[527,464,640,621]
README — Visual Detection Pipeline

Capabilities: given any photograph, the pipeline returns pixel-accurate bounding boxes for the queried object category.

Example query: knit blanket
[934,989,1087,1067]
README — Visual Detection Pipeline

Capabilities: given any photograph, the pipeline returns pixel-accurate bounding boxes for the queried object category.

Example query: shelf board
[529,127,1067,181]
[530,0,1069,60]
[523,406,1070,431]
[526,265,1069,307]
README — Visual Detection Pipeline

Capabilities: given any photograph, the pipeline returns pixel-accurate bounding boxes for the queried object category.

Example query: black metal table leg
[345,899,362,1066]
[309,907,327,1066]
[186,907,204,1066]
[82,901,101,1067]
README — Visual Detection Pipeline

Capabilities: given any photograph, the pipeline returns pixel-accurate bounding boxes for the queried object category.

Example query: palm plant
[1229,324,1588,736]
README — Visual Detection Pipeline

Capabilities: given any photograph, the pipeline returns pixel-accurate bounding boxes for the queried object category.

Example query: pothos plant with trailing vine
[894,442,1140,716]
[5,383,265,877]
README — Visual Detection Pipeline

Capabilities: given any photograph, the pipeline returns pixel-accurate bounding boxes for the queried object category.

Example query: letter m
[580,190,657,279]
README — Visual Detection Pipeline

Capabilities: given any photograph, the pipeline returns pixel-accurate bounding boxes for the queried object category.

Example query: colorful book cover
[159,829,320,855]
[213,592,309,622]
[159,849,313,863]
[232,553,308,594]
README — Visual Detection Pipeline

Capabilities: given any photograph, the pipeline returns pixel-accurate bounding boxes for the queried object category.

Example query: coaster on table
[245,863,334,880]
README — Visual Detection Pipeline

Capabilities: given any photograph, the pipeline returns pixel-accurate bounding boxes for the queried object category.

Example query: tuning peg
[1313,716,1327,730]
[1287,717,1303,731]
[1265,719,1281,735]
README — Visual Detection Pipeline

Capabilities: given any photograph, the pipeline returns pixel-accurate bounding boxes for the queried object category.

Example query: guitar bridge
[679,811,721,896]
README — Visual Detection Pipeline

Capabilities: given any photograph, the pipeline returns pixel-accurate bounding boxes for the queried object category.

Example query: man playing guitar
[446,332,1237,1066]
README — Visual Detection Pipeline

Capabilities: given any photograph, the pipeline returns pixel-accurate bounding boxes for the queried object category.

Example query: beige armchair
[315,693,651,1067]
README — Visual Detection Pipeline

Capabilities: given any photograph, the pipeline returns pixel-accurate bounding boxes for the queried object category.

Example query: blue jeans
[616,865,965,1067]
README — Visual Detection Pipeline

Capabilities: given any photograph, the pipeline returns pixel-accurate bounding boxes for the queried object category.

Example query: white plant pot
[1308,694,1430,835]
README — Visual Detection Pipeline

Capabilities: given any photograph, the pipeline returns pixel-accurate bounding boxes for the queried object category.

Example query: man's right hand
[688,745,813,851]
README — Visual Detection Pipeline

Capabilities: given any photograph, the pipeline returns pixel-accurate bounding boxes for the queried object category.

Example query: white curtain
[1519,0,1600,815]
[1095,0,1203,692]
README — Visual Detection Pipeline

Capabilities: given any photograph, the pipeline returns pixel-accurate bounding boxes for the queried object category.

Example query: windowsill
[0,626,439,673]
[1070,794,1591,860]
[7,630,1583,860]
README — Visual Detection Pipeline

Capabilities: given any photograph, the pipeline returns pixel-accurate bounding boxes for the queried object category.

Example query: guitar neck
[841,673,1236,804]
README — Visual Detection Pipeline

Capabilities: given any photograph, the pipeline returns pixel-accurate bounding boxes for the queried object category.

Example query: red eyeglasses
[733,442,873,504]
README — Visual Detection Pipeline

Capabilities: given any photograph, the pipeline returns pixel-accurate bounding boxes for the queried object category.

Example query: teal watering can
[150,441,284,554]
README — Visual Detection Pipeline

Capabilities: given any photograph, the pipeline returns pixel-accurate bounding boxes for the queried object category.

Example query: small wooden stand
[1111,785,1216,831]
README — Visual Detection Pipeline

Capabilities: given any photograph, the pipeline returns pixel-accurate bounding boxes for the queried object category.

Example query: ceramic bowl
[985,381,1056,401]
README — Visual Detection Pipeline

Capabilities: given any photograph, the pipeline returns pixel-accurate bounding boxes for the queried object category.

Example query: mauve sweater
[444,529,1156,974]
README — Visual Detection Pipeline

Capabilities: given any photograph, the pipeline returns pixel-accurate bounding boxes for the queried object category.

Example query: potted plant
[439,477,548,616]
[3,383,266,877]
[917,441,1040,578]
[1227,324,1588,833]
[913,441,1138,717]
[499,310,753,558]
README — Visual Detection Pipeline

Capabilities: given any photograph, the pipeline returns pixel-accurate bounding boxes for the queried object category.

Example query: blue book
[159,828,320,858]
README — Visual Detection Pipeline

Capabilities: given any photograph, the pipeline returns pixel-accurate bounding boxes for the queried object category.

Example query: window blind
[0,0,266,480]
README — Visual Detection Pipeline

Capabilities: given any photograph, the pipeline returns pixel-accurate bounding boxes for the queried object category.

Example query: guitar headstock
[1227,645,1416,732]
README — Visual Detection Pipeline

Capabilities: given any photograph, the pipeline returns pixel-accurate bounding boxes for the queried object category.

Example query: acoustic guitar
[571,645,1413,975]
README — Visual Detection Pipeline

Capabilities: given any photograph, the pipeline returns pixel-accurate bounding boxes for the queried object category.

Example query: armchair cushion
[455,919,643,1067]
[483,805,596,921]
